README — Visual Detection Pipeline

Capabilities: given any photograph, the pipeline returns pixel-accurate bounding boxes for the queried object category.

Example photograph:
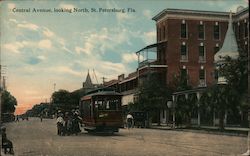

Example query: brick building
[104,7,249,125]
[138,7,248,88]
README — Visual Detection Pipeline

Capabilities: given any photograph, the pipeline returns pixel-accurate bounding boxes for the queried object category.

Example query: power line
[93,69,99,84]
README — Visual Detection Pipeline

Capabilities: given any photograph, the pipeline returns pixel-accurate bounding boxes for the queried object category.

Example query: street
[2,118,248,156]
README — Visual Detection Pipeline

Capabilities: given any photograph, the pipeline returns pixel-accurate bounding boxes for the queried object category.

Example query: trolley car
[79,90,123,133]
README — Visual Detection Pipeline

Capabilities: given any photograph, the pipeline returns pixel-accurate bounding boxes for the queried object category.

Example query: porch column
[172,95,176,128]
[213,110,216,126]
[196,92,201,127]
[224,110,228,126]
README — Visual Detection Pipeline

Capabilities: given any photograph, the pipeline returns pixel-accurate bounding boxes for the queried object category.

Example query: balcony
[136,41,167,69]
[198,79,206,87]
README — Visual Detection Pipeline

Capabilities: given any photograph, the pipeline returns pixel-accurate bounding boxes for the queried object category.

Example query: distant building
[72,70,100,99]
[104,72,138,108]
[82,70,95,93]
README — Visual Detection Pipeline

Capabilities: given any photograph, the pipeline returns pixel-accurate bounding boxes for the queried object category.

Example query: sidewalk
[149,124,249,137]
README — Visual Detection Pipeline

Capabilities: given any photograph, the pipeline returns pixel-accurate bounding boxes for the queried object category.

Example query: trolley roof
[81,91,122,100]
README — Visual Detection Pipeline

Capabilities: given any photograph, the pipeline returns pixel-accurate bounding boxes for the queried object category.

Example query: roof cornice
[152,8,231,21]
[152,8,249,23]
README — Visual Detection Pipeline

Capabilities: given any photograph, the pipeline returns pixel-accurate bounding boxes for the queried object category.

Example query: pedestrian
[16,115,19,122]
[56,113,65,136]
[64,112,71,136]
[126,112,134,129]
[71,111,82,135]
[1,127,14,155]
[40,114,43,122]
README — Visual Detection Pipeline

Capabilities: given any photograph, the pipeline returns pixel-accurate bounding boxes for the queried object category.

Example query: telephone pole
[101,76,107,84]
[53,83,56,92]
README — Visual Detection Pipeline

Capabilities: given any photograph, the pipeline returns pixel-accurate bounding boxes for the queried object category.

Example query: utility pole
[53,83,56,92]
[0,65,2,122]
[3,76,6,91]
[101,76,107,84]
[0,65,2,154]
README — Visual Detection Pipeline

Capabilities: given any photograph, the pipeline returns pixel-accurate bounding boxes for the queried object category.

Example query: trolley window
[94,97,120,111]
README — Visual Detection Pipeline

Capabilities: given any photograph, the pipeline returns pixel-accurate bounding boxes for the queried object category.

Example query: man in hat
[56,113,65,136]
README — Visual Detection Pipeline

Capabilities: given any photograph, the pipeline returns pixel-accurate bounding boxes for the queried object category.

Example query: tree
[1,90,17,113]
[51,89,71,111]
[201,50,248,130]
[136,72,172,125]
[220,51,248,102]
[171,69,194,127]
[171,70,192,92]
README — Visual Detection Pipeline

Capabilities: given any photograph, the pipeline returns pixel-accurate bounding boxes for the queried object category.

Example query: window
[198,23,204,39]
[199,69,205,80]
[95,97,120,111]
[238,22,242,39]
[244,21,248,38]
[163,26,166,39]
[214,22,220,40]
[158,27,161,41]
[214,44,220,54]
[180,42,188,61]
[180,68,188,85]
[157,27,160,41]
[82,100,91,118]
[199,43,205,61]
[245,41,248,52]
[199,68,206,87]
[181,20,187,38]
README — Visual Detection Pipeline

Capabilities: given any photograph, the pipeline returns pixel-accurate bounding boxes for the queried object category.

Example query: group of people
[56,110,82,136]
[15,115,29,122]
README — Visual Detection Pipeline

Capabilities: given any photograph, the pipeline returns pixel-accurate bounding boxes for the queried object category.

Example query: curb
[148,127,248,137]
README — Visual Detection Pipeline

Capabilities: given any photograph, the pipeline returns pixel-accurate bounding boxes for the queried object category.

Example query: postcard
[0,0,249,155]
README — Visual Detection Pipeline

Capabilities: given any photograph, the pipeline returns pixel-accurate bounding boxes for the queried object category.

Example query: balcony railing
[136,41,167,69]
[198,79,206,87]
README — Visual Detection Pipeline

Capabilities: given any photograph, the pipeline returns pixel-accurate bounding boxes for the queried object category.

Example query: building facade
[105,7,249,125]
[145,8,248,88]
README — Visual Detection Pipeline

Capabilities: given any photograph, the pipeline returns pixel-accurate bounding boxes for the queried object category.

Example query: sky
[0,0,248,115]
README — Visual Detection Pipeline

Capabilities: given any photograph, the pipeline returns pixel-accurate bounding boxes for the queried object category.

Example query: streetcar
[79,90,123,133]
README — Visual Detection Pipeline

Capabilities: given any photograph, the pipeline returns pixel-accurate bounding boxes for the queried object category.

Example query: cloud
[7,3,16,9]
[38,39,52,49]
[42,28,54,37]
[59,3,75,9]
[9,19,18,23]
[75,43,93,55]
[37,55,46,60]
[17,23,39,31]
[54,66,82,77]
[122,53,138,63]
[75,27,135,59]
[102,61,126,73]
[143,10,152,19]
[3,42,24,53]
[116,13,134,21]
[3,39,52,55]
[142,30,156,44]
